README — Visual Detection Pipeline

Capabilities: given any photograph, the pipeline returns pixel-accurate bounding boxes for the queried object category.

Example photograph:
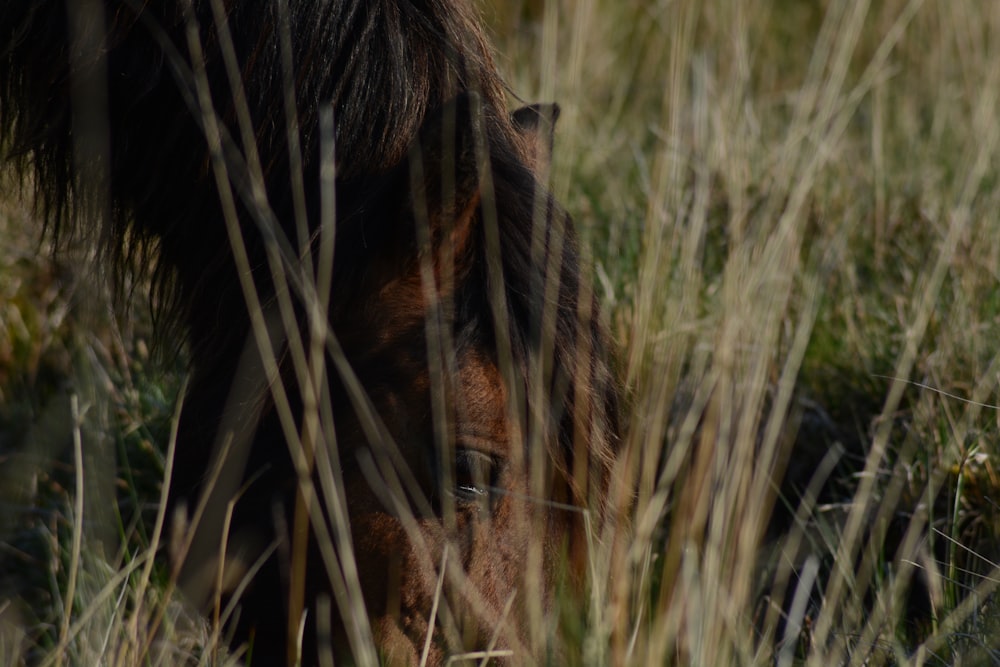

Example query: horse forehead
[371,342,507,416]
[454,353,509,432]
[345,272,509,433]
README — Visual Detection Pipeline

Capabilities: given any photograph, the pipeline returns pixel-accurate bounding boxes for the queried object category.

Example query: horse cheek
[461,495,526,644]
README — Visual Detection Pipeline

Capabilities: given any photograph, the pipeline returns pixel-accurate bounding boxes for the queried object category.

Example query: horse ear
[512,102,560,176]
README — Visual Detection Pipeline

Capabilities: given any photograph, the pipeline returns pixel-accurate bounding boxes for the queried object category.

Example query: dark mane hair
[487,129,620,507]
[2,0,512,339]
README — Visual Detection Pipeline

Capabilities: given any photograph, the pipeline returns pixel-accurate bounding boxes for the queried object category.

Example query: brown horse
[0,1,620,663]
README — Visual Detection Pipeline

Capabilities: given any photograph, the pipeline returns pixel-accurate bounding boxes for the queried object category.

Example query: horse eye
[452,449,496,504]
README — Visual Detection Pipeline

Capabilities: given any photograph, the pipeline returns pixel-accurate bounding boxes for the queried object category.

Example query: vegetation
[3,0,1000,663]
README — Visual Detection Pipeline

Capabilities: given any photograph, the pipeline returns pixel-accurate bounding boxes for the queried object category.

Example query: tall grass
[488,0,1000,663]
[3,0,1000,664]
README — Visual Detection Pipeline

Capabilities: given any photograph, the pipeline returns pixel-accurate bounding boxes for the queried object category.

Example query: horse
[0,1,621,663]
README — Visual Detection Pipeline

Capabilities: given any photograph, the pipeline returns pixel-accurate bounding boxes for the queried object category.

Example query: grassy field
[3,0,1000,664]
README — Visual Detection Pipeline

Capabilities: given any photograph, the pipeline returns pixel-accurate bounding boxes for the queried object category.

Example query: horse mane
[2,1,504,308]
[487,133,621,513]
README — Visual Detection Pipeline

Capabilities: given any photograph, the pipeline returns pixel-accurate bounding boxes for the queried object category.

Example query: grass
[5,0,1000,664]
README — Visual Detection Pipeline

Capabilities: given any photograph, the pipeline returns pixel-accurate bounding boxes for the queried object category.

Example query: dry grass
[4,0,1000,664]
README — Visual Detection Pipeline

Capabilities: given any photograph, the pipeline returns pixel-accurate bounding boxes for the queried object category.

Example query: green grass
[5,0,1000,664]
